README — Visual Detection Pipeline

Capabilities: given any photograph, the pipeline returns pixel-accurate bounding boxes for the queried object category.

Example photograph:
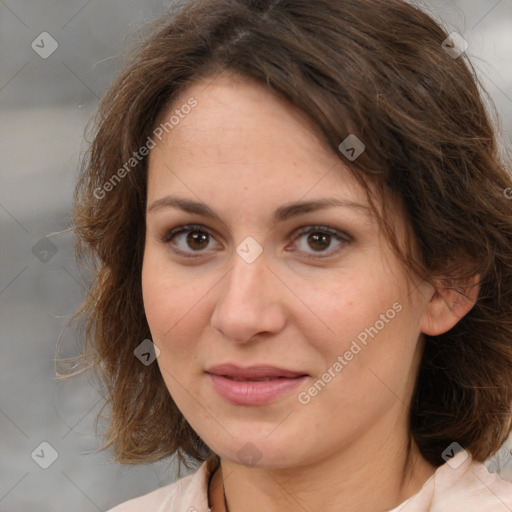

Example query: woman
[71,0,512,510]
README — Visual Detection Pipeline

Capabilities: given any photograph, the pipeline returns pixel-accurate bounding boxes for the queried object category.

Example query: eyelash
[161,223,351,260]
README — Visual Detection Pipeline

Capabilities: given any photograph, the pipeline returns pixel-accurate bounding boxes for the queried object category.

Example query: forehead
[147,74,367,207]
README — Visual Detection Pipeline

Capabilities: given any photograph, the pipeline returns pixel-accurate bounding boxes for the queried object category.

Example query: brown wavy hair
[69,0,512,468]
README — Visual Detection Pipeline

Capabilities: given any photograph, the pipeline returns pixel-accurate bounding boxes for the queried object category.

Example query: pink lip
[206,364,309,406]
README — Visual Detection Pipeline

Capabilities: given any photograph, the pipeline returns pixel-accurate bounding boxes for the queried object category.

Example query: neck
[210,426,436,512]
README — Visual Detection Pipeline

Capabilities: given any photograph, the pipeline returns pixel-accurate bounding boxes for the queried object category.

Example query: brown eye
[290,225,351,259]
[186,231,210,251]
[307,232,332,251]
[163,224,219,257]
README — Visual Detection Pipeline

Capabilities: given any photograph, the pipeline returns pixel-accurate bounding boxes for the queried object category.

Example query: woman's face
[142,73,434,469]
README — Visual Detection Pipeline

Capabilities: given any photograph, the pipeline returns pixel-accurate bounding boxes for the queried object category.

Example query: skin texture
[141,73,479,512]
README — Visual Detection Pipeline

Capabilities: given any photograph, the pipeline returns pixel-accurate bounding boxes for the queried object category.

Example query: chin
[202,426,315,469]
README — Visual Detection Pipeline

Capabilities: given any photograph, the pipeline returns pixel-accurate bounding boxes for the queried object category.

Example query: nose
[210,248,287,344]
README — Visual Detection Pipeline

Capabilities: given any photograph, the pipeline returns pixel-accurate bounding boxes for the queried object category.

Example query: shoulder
[390,450,512,512]
[430,450,512,511]
[106,455,219,512]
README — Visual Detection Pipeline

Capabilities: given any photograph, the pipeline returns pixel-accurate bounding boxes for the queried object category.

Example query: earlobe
[420,274,481,336]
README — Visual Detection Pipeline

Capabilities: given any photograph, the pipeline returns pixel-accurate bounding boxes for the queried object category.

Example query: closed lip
[206,363,309,405]
[205,364,308,380]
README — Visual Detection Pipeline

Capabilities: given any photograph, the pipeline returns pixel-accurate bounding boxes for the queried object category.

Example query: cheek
[293,269,422,410]
[141,249,213,362]
[141,257,168,340]
[141,258,202,401]
[292,265,406,356]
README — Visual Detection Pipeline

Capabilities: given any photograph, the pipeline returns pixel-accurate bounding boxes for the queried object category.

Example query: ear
[420,274,481,336]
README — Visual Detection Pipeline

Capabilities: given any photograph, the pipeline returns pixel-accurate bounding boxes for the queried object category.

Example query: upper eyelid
[164,223,348,239]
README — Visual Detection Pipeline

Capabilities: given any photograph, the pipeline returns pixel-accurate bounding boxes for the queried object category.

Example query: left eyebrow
[272,198,370,223]
[147,196,370,224]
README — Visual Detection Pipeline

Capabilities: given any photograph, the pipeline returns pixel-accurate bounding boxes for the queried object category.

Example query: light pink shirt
[107,451,512,511]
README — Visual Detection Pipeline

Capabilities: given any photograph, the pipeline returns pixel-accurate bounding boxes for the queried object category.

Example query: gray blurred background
[1,1,511,510]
